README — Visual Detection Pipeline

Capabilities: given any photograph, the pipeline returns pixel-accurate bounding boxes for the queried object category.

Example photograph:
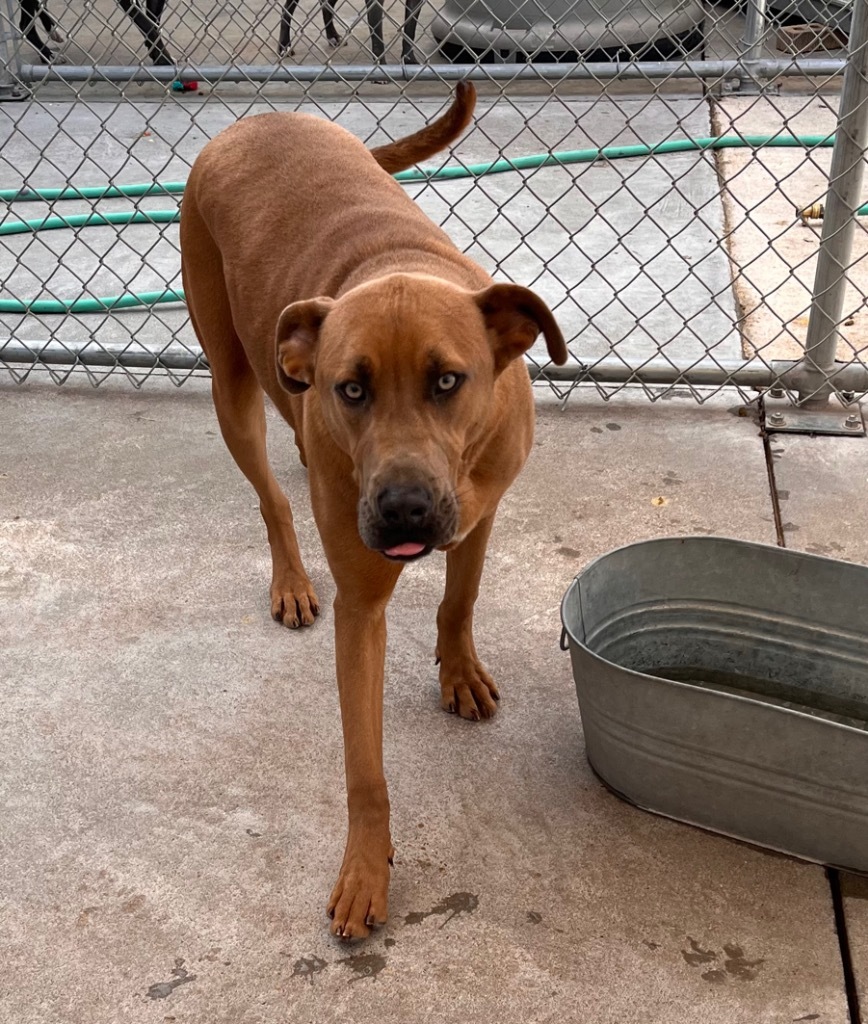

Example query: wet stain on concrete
[145,959,197,1000]
[557,546,582,559]
[384,937,397,948]
[793,1014,820,1021]
[590,426,603,434]
[782,522,800,532]
[245,828,262,837]
[722,943,765,981]
[404,892,479,929]
[682,938,717,966]
[337,952,387,982]
[290,956,328,985]
[527,911,543,924]
[682,939,765,983]
[605,423,622,431]
[642,940,660,950]
[701,968,728,984]
[806,541,844,556]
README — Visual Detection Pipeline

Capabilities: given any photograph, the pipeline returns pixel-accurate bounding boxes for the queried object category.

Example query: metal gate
[2,0,868,422]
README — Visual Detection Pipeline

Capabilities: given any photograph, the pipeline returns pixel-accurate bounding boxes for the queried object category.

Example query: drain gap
[828,867,864,1023]
[761,399,862,1020]
[758,396,786,548]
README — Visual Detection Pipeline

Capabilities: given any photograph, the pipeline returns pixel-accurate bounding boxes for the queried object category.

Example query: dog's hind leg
[204,340,319,628]
[37,4,63,42]
[181,209,319,629]
[278,0,298,56]
[19,0,54,62]
[401,0,423,64]
[116,0,173,64]
[321,0,341,48]
[364,0,385,60]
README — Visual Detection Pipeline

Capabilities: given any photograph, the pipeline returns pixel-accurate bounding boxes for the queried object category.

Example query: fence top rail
[17,58,848,85]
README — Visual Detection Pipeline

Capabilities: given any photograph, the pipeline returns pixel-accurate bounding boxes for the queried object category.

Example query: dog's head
[275,273,567,562]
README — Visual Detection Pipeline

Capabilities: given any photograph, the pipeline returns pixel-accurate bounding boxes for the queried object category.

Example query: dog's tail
[369,82,476,174]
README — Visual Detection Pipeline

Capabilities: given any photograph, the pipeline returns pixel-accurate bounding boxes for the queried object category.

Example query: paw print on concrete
[681,938,765,983]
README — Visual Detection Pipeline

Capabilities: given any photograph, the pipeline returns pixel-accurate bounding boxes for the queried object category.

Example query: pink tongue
[385,542,426,557]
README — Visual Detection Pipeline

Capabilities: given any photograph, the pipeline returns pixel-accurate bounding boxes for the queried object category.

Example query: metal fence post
[741,0,769,63]
[793,0,868,410]
[0,0,25,100]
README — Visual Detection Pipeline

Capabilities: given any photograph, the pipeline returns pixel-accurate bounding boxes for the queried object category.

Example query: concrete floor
[1,378,866,1022]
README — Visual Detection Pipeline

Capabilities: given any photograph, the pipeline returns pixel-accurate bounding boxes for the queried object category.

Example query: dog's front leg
[327,558,402,940]
[436,513,501,720]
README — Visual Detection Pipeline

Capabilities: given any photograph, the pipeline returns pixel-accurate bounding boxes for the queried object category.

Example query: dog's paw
[327,846,393,941]
[270,575,319,628]
[439,655,500,720]
[326,34,344,49]
[49,27,64,43]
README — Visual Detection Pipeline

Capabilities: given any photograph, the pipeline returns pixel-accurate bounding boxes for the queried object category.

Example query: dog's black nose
[377,484,433,531]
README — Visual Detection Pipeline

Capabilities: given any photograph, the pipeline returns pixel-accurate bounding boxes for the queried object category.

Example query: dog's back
[183,85,482,343]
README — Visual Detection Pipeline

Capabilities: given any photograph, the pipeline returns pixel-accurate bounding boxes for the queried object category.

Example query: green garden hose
[0,133,847,315]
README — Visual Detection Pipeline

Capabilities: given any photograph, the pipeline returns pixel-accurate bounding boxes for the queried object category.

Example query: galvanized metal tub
[560,536,868,873]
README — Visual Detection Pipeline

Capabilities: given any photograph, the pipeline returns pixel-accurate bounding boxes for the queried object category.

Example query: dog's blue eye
[436,373,460,394]
[339,382,365,403]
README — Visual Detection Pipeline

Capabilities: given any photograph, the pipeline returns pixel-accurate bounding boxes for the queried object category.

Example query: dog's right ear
[275,297,335,394]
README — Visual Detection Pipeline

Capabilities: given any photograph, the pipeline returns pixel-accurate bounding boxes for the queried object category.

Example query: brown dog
[180,83,568,940]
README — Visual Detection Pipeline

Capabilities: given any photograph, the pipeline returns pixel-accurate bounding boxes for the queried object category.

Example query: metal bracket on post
[765,360,867,435]
[763,400,866,435]
[784,0,868,423]
[730,0,780,95]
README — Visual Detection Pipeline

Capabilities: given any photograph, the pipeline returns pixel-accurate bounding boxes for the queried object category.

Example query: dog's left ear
[275,297,335,394]
[474,284,568,374]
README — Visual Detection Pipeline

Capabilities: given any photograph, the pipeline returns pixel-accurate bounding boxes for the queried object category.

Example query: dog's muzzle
[358,483,458,561]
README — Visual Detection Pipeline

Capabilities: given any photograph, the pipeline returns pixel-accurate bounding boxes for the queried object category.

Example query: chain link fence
[1,0,868,411]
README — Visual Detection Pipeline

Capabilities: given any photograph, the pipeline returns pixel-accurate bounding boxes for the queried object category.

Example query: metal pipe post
[741,0,769,63]
[0,0,24,99]
[797,0,868,407]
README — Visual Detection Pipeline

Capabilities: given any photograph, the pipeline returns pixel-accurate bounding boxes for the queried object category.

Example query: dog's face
[275,274,567,562]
